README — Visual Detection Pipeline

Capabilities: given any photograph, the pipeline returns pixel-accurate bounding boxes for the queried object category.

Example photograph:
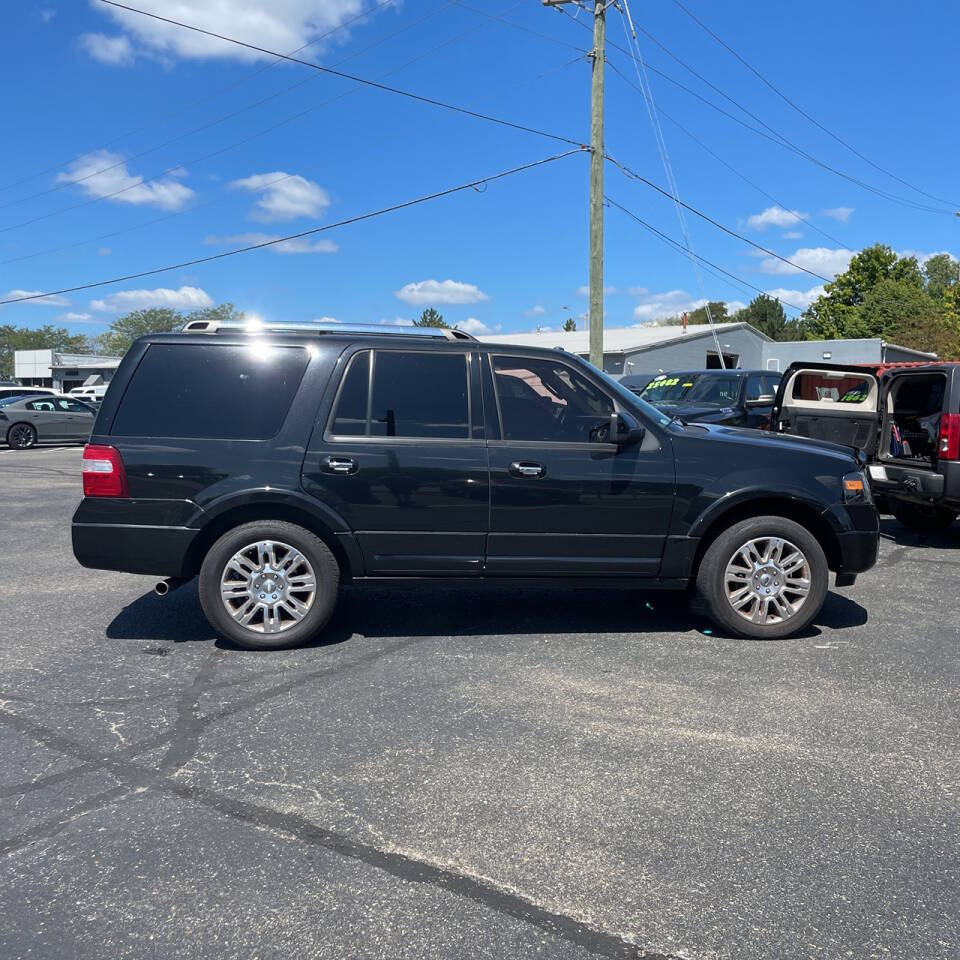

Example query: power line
[605,154,833,282]
[99,2,583,147]
[605,195,807,313]
[0,149,583,306]
[604,61,847,248]
[2,1,572,236]
[2,6,571,264]
[555,2,956,216]
[615,1,727,365]
[669,0,960,210]
[0,1,457,213]
[0,0,398,196]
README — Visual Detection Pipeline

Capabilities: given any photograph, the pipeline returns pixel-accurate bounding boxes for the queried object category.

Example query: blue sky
[2,0,958,339]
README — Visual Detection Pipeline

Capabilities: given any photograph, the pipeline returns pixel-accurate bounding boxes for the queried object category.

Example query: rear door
[771,363,881,454]
[24,398,71,440]
[303,346,489,576]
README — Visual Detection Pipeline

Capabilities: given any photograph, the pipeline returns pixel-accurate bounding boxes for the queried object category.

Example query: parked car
[69,385,108,403]
[1,394,97,448]
[625,369,783,429]
[0,386,57,401]
[72,322,878,648]
[771,361,960,533]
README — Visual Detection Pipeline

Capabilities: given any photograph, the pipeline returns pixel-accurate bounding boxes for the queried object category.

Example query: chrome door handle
[321,456,358,475]
[509,461,546,479]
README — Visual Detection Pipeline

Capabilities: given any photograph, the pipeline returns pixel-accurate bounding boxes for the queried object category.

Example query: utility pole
[544,0,606,369]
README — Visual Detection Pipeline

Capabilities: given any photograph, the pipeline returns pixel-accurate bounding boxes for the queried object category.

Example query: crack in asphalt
[0,707,681,960]
[0,636,424,800]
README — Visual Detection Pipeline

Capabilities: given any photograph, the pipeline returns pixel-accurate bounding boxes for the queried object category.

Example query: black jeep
[72,321,878,648]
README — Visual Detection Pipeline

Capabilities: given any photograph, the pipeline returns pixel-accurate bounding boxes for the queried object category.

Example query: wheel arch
[183,500,361,581]
[5,421,37,447]
[690,496,841,578]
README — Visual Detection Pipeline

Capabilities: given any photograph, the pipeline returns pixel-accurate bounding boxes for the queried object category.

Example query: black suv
[73,322,878,648]
[624,369,783,429]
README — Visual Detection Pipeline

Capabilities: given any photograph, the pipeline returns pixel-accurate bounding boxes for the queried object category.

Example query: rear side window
[792,372,871,404]
[328,350,470,439]
[111,343,309,440]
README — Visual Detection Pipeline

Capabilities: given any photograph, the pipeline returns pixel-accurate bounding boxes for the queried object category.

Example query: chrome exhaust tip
[155,577,185,597]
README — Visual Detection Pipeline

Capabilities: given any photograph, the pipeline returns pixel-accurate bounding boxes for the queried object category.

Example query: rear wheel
[891,501,957,534]
[696,515,829,640]
[198,520,340,650]
[7,423,37,449]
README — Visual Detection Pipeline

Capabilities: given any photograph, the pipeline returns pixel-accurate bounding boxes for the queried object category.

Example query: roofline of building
[592,321,774,357]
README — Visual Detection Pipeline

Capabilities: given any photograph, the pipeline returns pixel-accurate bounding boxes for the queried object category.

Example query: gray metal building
[480,322,936,376]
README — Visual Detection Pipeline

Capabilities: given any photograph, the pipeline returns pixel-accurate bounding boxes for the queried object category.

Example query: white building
[478,322,935,376]
[14,350,123,393]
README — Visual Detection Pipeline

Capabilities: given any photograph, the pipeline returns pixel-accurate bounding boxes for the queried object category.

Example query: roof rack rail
[180,319,477,341]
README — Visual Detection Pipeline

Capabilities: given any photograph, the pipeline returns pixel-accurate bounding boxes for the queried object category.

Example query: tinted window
[792,372,871,404]
[746,374,779,401]
[111,343,309,440]
[63,398,95,413]
[493,356,613,442]
[330,351,369,436]
[370,352,469,439]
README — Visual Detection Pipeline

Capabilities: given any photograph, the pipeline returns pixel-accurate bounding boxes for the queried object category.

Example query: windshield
[641,373,742,406]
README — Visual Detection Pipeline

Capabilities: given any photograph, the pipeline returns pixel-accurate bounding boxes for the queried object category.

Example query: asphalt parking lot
[0,446,957,960]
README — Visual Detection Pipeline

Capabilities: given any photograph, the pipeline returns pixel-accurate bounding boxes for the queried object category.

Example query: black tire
[7,423,37,449]
[198,520,340,650]
[891,501,957,534]
[695,515,829,640]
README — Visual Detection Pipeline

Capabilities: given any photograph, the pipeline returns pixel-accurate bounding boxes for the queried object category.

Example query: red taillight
[82,444,129,498]
[938,413,960,461]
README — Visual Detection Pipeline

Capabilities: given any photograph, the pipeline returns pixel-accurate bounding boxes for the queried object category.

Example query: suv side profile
[73,322,878,648]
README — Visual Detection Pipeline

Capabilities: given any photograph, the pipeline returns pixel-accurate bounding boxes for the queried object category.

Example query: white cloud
[58,311,106,324]
[898,248,959,266]
[626,285,649,296]
[79,32,134,66]
[97,247,112,256]
[782,231,803,240]
[91,286,213,312]
[394,279,490,306]
[758,247,854,277]
[229,172,330,222]
[57,150,194,210]
[763,285,825,310]
[95,0,370,63]
[577,284,617,296]
[456,317,492,335]
[822,206,854,223]
[41,9,56,24]
[523,305,546,317]
[2,290,70,307]
[314,316,338,323]
[746,206,806,230]
[205,232,338,254]
[632,289,705,321]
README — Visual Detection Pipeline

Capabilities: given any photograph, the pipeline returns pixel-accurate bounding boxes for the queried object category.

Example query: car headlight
[842,470,872,504]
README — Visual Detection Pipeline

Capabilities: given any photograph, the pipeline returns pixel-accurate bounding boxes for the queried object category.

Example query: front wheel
[7,423,37,449]
[891,501,957,534]
[696,515,829,640]
[198,520,340,650]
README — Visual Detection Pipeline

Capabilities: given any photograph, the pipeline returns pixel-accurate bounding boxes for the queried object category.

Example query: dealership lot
[0,447,957,960]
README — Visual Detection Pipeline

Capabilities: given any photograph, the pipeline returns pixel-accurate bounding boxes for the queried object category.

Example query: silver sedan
[0,395,97,449]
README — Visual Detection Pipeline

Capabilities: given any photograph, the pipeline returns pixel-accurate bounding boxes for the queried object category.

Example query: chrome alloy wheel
[219,540,317,634]
[723,536,811,625]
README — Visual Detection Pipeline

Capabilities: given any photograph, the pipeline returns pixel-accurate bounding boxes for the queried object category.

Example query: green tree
[562,317,577,332]
[924,253,960,300]
[0,324,92,380]
[95,302,244,355]
[413,307,448,328]
[804,244,932,341]
[733,293,802,341]
[687,301,728,325]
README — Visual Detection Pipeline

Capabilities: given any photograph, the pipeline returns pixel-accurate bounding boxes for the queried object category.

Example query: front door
[303,347,489,576]
[483,353,676,577]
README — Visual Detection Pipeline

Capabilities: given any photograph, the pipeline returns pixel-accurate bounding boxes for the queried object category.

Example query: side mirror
[609,410,645,447]
[745,394,775,408]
